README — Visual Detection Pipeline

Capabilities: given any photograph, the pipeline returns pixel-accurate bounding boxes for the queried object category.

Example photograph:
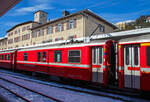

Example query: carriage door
[92,46,103,83]
[124,45,140,89]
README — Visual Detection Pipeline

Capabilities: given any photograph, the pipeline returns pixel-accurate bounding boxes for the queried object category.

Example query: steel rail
[0,77,63,102]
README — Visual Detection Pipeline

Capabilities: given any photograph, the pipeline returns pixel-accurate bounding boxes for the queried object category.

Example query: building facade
[31,10,116,45]
[0,9,116,50]
[0,37,7,50]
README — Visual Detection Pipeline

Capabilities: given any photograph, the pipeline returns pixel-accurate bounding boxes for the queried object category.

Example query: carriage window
[125,47,129,65]
[2,55,4,60]
[146,47,150,66]
[134,47,139,65]
[93,48,96,64]
[24,53,28,61]
[99,47,103,64]
[68,50,80,63]
[42,52,46,62]
[54,51,62,62]
[0,55,1,60]
[5,55,7,60]
[37,52,41,62]
[8,54,10,60]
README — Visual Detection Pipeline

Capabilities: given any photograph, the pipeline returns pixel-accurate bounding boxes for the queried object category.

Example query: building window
[38,29,43,37]
[37,52,41,62]
[68,50,80,63]
[22,26,26,32]
[55,37,63,41]
[15,30,17,34]
[27,26,30,30]
[8,39,13,44]
[32,31,37,38]
[26,34,30,40]
[54,51,62,62]
[57,24,62,32]
[48,26,53,34]
[14,36,20,42]
[24,53,28,61]
[69,20,74,29]
[42,52,46,62]
[22,35,26,41]
[99,24,105,32]
[68,35,76,40]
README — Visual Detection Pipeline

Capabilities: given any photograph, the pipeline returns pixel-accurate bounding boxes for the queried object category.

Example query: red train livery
[1,28,150,92]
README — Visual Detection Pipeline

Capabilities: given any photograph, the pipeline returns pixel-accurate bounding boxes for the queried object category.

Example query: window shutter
[67,21,69,30]
[74,19,77,28]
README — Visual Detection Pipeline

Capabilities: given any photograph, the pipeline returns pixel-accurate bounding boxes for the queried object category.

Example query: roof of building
[34,10,48,14]
[0,0,21,17]
[0,36,7,41]
[31,9,117,30]
[7,21,40,32]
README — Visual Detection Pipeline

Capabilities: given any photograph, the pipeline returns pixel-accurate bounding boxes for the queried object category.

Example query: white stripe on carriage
[17,61,90,68]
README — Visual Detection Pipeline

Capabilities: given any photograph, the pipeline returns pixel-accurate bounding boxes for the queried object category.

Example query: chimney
[63,11,70,17]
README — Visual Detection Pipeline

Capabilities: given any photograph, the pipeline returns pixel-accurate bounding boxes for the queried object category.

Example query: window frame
[68,50,81,63]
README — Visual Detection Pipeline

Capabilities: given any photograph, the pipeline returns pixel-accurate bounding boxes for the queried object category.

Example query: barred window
[68,50,80,63]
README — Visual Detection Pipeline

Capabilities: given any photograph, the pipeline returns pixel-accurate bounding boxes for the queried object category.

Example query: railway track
[0,69,149,102]
[0,74,63,102]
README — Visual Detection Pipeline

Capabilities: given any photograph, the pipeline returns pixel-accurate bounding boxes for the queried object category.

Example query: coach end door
[92,46,104,83]
[124,45,140,89]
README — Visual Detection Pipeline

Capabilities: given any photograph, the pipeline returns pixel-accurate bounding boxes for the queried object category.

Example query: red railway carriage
[0,50,16,70]
[118,37,150,91]
[14,40,115,85]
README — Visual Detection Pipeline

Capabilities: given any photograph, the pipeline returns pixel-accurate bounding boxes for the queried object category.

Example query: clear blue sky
[0,0,150,37]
